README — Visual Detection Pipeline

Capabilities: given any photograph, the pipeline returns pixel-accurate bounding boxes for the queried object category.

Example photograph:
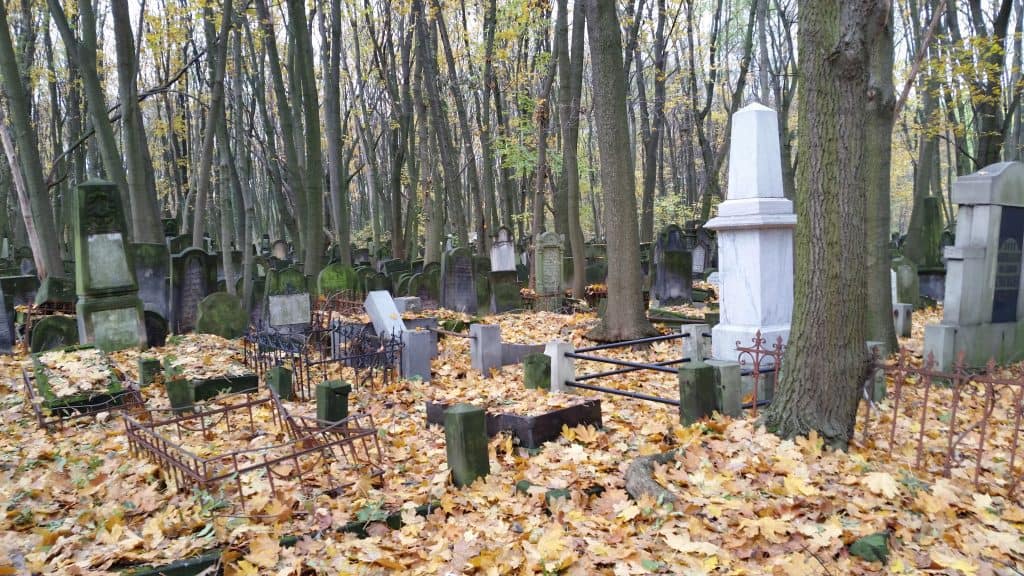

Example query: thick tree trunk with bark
[865,0,897,351]
[585,0,656,342]
[111,0,162,243]
[0,0,63,279]
[763,0,876,449]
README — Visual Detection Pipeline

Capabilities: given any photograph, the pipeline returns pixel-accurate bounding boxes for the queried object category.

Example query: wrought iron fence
[859,350,1024,500]
[243,321,403,398]
[735,331,786,414]
[122,390,386,515]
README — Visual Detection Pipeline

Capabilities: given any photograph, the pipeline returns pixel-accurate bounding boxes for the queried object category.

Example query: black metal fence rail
[575,332,685,354]
[565,380,681,406]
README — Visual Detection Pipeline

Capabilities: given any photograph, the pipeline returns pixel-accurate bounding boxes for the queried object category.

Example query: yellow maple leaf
[663,532,719,556]
[245,534,280,569]
[863,472,900,499]
[929,550,978,574]
[617,504,641,522]
[783,474,819,497]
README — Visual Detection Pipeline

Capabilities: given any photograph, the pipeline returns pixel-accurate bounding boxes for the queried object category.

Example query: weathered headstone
[705,104,796,361]
[196,292,248,339]
[317,263,359,296]
[534,232,564,296]
[317,380,351,422]
[72,180,147,351]
[490,227,517,272]
[440,247,477,314]
[30,315,79,353]
[651,224,693,305]
[924,162,1024,369]
[170,248,216,334]
[489,271,521,313]
[891,256,920,309]
[132,243,170,326]
[268,293,311,329]
[532,232,564,312]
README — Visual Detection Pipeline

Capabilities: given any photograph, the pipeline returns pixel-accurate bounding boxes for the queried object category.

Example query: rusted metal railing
[735,331,785,415]
[859,350,1024,500]
[123,390,386,514]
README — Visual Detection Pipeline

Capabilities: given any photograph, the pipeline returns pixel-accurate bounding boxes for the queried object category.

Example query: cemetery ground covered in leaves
[1,308,1023,575]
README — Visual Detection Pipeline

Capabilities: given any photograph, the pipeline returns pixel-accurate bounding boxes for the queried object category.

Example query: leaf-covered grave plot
[0,310,1023,575]
[31,346,123,401]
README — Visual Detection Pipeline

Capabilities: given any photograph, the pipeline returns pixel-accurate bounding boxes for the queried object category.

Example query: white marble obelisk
[705,103,796,361]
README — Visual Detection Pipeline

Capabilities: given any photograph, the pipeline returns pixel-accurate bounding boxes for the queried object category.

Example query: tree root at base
[624,450,678,504]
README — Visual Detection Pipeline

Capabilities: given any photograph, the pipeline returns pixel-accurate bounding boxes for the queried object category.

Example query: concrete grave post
[470,324,503,377]
[544,340,575,393]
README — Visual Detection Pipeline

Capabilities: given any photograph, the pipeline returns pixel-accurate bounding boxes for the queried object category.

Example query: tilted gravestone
[72,180,148,351]
[170,247,217,334]
[30,315,79,353]
[364,290,407,338]
[651,224,693,305]
[440,247,477,314]
[196,292,248,339]
[925,162,1024,369]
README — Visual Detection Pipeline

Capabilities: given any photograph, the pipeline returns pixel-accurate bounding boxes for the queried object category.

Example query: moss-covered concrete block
[444,404,489,487]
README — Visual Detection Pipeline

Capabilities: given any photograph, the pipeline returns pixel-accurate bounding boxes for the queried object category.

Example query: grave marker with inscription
[532,232,564,312]
[651,224,693,305]
[73,180,147,351]
[440,247,477,314]
[170,248,216,334]
[926,163,1024,369]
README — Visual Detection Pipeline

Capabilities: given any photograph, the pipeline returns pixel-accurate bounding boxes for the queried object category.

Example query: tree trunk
[585,0,656,341]
[865,0,897,351]
[414,0,468,247]
[0,1,63,279]
[111,0,162,243]
[558,0,587,298]
[763,0,877,450]
[190,0,232,248]
[48,0,133,225]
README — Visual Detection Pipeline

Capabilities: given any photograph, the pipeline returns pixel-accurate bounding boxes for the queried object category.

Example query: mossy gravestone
[195,292,247,339]
[317,263,359,296]
[30,315,79,353]
[73,180,147,351]
[170,248,216,333]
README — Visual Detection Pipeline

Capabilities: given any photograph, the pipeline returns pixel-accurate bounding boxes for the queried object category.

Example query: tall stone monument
[924,162,1024,370]
[705,103,796,361]
[73,180,148,351]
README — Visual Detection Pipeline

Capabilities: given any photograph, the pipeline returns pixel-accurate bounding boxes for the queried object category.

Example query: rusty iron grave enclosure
[122,389,385,515]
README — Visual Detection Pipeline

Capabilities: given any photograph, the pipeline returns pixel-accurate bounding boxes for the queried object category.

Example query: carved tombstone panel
[993,207,1024,323]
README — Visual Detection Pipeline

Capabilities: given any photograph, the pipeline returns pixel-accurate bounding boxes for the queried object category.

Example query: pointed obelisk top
[726,103,784,200]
